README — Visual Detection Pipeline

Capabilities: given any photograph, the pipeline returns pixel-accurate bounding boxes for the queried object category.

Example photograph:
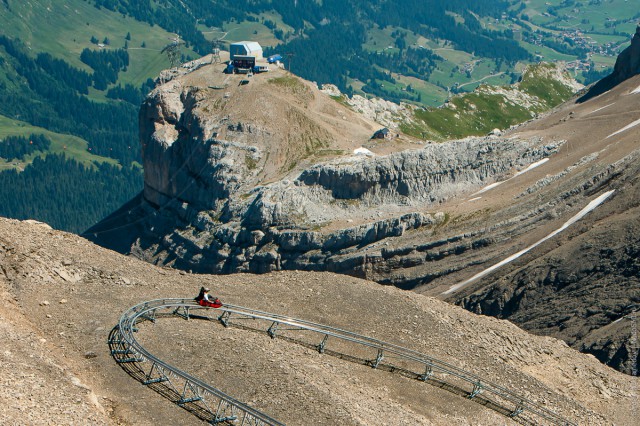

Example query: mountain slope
[89,0,629,104]
[0,0,201,232]
[449,74,640,376]
[1,218,637,425]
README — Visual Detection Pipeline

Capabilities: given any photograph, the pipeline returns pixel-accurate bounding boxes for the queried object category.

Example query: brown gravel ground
[0,218,637,425]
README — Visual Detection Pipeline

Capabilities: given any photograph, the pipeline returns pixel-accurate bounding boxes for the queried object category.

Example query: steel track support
[218,311,231,327]
[510,400,525,418]
[138,308,157,323]
[173,306,190,320]
[198,391,217,418]
[240,416,261,426]
[418,363,434,381]
[317,335,329,354]
[239,411,264,426]
[118,356,144,363]
[159,366,179,394]
[468,381,483,399]
[143,362,169,385]
[267,322,279,339]
[213,399,239,424]
[211,415,239,424]
[108,330,123,346]
[371,349,384,369]
[178,380,203,405]
[144,376,169,385]
[239,412,248,426]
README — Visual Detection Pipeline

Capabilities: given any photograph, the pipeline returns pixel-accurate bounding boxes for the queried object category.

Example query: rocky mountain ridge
[88,66,565,276]
[579,24,640,102]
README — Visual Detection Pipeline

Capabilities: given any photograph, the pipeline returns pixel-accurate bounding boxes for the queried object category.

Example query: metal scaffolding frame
[110,299,576,426]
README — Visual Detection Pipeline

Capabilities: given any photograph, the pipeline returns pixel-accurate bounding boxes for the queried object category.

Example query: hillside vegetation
[402,62,579,140]
[90,0,632,105]
[0,0,188,231]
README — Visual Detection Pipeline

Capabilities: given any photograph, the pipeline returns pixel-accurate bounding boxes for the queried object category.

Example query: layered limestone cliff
[606,24,640,85]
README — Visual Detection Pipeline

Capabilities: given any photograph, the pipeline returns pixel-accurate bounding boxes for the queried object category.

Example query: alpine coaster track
[109,299,576,425]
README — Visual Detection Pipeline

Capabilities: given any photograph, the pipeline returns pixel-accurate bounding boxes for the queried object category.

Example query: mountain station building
[230,42,263,60]
[228,41,264,74]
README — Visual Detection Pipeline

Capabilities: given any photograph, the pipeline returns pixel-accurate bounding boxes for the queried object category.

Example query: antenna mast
[285,52,295,72]
[211,38,222,64]
[161,34,184,69]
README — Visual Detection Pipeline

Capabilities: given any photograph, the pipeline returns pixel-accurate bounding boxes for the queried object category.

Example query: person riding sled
[195,287,223,308]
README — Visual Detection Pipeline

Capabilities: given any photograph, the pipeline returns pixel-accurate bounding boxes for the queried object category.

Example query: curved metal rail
[109,299,576,426]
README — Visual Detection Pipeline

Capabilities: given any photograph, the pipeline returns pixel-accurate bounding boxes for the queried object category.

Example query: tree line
[80,47,130,90]
[0,154,142,233]
[0,134,51,161]
[0,36,144,232]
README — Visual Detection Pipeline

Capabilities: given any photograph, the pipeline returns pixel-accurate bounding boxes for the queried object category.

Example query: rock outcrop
[88,62,562,276]
[114,133,559,276]
[606,24,640,85]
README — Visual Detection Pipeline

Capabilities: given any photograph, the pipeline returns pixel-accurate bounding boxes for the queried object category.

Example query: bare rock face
[140,82,257,209]
[103,62,561,278]
[124,130,557,276]
[297,138,557,204]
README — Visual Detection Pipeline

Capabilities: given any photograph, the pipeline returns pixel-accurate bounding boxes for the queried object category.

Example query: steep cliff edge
[86,45,640,375]
[86,62,567,275]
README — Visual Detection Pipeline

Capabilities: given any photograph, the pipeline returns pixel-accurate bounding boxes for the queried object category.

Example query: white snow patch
[632,85,640,94]
[467,197,482,202]
[611,311,638,325]
[513,158,549,178]
[353,147,375,156]
[589,103,615,114]
[443,190,615,295]
[607,118,640,139]
[472,158,549,196]
[473,182,502,196]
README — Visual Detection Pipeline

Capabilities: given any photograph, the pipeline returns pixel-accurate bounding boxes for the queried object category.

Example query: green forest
[0,155,142,233]
[0,134,51,161]
[95,0,531,96]
[0,36,139,165]
[0,34,143,233]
